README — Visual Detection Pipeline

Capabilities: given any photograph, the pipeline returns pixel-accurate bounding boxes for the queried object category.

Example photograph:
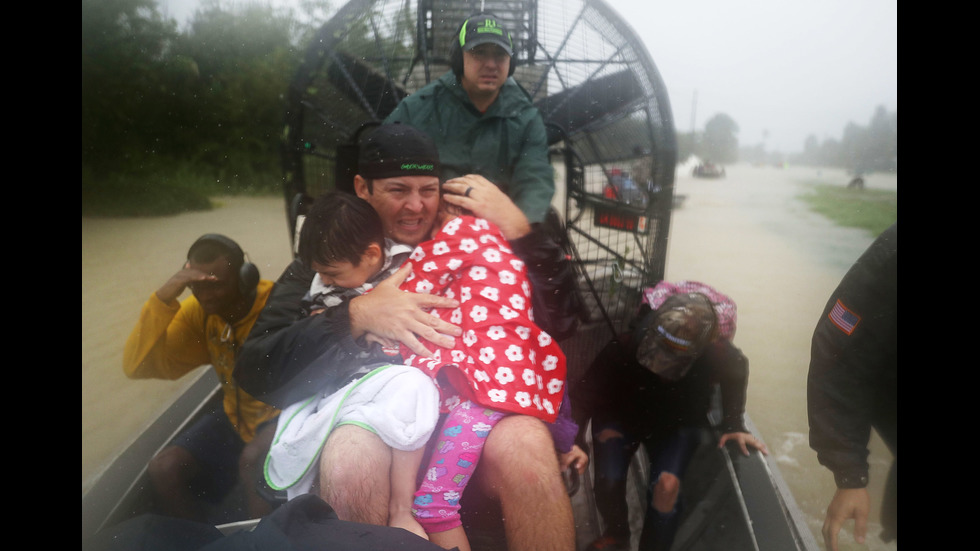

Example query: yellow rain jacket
[123,280,279,442]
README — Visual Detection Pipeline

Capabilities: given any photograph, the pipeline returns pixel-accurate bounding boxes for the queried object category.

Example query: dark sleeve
[509,224,582,341]
[711,340,749,434]
[548,388,578,453]
[568,338,626,444]
[508,110,555,225]
[807,223,897,489]
[234,259,378,409]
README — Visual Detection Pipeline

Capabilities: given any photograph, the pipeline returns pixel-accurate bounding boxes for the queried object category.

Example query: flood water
[81,164,896,550]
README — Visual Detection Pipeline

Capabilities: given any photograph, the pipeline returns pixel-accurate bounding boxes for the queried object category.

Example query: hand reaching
[442,174,531,241]
[822,487,870,551]
[348,263,462,357]
[718,431,769,456]
[559,444,589,475]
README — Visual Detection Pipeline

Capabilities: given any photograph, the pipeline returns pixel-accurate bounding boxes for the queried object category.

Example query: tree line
[795,106,897,173]
[82,0,329,214]
[680,106,897,174]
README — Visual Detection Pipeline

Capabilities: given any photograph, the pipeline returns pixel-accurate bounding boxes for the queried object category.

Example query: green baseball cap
[459,14,514,57]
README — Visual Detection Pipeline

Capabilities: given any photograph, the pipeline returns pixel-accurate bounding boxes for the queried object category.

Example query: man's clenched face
[355,175,440,246]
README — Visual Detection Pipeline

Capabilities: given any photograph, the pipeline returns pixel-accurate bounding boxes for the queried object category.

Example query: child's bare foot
[390,509,428,540]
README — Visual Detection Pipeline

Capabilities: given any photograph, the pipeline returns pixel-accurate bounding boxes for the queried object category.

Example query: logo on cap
[401,163,435,171]
[476,19,503,37]
[459,16,513,54]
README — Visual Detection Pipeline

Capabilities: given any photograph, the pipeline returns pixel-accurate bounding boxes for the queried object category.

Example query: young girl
[395,201,573,550]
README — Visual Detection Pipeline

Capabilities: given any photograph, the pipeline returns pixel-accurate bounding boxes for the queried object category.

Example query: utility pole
[690,90,698,135]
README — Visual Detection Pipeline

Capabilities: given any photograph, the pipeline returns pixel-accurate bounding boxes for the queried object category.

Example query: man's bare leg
[477,415,575,551]
[319,424,391,525]
[389,447,428,539]
[147,445,206,521]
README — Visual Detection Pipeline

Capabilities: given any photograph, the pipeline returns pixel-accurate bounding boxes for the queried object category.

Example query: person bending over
[571,281,768,551]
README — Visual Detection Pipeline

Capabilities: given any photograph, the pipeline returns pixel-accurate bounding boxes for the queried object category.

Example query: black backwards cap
[358,123,441,180]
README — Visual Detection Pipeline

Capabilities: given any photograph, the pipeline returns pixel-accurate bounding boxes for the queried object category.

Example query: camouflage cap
[635,292,717,380]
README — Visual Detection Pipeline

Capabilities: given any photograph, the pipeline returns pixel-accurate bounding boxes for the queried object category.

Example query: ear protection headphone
[187,233,260,301]
[449,13,516,80]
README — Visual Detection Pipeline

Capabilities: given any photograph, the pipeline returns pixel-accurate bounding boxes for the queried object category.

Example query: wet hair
[297,191,385,269]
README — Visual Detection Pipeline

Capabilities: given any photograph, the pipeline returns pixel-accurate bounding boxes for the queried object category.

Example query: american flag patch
[829,299,861,335]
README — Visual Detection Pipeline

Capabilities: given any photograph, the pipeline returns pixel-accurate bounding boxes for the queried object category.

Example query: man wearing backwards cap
[385,13,555,226]
[570,284,768,551]
[235,124,580,550]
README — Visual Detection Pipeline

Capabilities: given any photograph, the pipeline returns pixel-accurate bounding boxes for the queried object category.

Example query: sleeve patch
[829,299,861,335]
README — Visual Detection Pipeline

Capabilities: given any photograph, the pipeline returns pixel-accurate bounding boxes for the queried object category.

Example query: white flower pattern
[460,238,478,254]
[470,305,488,323]
[480,286,499,301]
[483,248,501,263]
[488,389,507,403]
[469,266,487,280]
[542,354,559,371]
[521,368,536,385]
[479,347,496,364]
[429,242,446,257]
[494,366,515,385]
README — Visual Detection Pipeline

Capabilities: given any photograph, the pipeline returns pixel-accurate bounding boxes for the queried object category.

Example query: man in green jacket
[384,13,555,225]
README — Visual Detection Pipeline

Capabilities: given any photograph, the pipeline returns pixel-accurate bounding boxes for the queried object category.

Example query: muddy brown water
[81,165,896,550]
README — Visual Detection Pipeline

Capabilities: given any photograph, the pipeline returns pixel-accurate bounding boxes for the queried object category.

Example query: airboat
[82,1,819,549]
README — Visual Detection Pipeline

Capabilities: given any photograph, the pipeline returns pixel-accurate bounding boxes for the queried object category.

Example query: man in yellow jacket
[124,234,279,522]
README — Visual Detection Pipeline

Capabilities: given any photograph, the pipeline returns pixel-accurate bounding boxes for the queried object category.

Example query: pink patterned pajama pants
[412,399,506,533]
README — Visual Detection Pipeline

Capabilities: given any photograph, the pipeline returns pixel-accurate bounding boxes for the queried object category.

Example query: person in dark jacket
[571,286,768,551]
[384,13,554,225]
[808,222,896,551]
[234,124,582,551]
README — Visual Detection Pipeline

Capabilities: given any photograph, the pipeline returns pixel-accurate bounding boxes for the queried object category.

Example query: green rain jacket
[385,72,555,224]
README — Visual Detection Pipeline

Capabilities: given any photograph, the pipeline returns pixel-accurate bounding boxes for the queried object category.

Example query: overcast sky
[158,0,897,154]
